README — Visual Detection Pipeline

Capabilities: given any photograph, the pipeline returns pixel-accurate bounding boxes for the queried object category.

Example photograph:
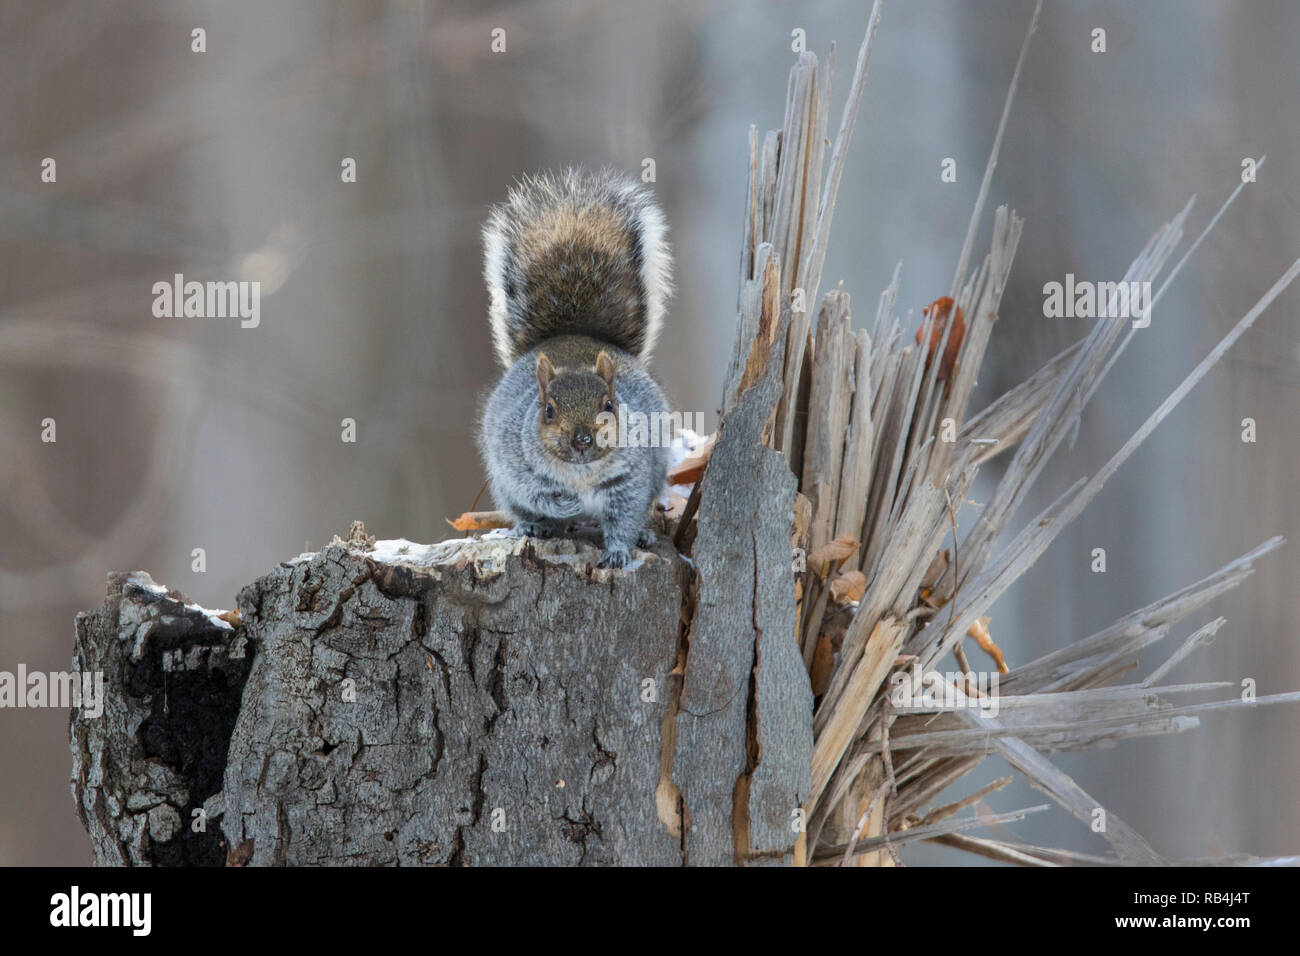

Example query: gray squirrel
[477,169,672,568]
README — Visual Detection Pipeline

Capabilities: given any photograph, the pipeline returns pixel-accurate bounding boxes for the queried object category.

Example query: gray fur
[479,344,669,568]
[479,170,673,568]
[482,168,672,367]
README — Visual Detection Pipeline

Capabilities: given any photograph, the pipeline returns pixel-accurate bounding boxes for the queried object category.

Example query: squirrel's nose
[571,430,593,449]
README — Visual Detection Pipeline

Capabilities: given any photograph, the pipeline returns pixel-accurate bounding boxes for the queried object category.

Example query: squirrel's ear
[595,350,616,392]
[536,353,555,401]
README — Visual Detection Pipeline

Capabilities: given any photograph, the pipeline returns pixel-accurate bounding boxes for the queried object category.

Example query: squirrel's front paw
[596,547,631,570]
[515,521,555,539]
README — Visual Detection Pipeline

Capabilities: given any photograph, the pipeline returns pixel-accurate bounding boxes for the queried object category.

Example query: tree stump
[72,515,812,866]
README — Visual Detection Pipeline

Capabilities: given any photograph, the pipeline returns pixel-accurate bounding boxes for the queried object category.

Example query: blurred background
[1,0,1297,865]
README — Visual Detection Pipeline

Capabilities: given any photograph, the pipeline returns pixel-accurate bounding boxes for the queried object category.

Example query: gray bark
[72,520,812,866]
[70,572,252,866]
[674,316,812,865]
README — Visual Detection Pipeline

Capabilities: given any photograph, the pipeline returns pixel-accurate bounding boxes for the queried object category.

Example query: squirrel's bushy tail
[482,167,672,367]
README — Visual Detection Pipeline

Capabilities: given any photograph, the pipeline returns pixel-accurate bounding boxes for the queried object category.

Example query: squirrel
[477,168,673,569]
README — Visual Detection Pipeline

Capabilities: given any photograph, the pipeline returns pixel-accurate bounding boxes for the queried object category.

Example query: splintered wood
[712,0,1294,866]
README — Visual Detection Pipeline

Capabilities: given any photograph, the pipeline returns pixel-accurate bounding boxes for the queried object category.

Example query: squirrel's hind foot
[596,547,632,569]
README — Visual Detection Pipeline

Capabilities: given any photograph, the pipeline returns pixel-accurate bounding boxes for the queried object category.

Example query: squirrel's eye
[545,403,555,420]
[603,399,614,413]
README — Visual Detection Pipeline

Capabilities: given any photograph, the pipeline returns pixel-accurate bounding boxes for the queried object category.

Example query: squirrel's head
[535,350,618,465]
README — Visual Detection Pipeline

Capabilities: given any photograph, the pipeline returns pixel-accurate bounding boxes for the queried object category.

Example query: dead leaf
[447,510,513,532]
[916,296,966,381]
[667,433,717,485]
[920,549,950,589]
[968,616,1008,674]
[829,570,867,604]
[808,535,860,574]
[820,606,853,651]
[918,549,953,608]
[810,635,836,696]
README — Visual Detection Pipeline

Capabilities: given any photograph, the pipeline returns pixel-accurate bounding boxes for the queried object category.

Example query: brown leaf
[667,433,716,485]
[808,535,860,574]
[920,549,950,589]
[821,605,853,651]
[447,510,513,532]
[918,549,952,608]
[968,616,1008,674]
[810,635,836,697]
[829,570,867,604]
[915,296,966,381]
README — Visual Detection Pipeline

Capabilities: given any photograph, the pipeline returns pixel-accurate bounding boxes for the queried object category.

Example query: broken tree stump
[71,520,812,866]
